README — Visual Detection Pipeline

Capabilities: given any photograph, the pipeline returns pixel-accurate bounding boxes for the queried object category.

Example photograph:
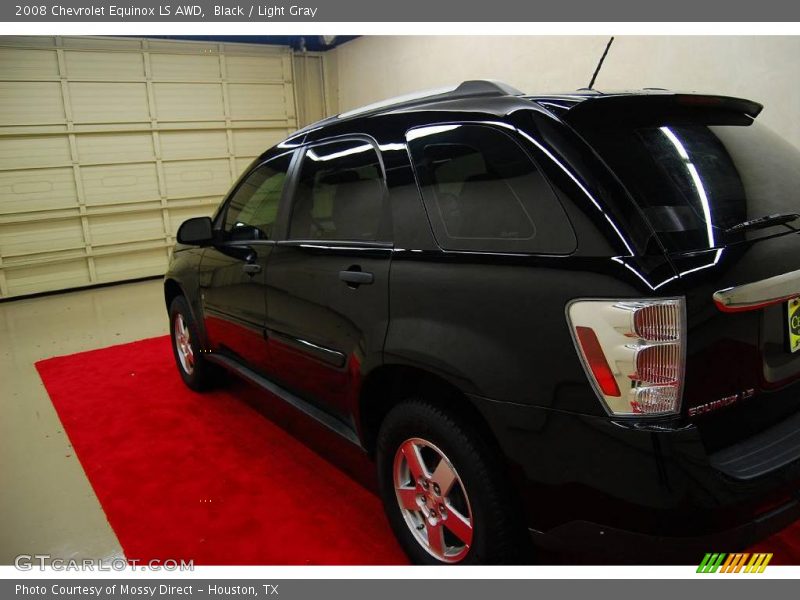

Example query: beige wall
[330,36,800,147]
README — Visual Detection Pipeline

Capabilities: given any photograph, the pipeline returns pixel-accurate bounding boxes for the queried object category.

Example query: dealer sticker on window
[788,298,800,353]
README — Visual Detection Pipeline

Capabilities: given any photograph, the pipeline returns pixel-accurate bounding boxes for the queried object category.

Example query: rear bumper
[470,394,800,563]
[529,494,800,564]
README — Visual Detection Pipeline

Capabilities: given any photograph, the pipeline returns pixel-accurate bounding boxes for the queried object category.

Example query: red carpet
[36,336,407,565]
[36,336,800,565]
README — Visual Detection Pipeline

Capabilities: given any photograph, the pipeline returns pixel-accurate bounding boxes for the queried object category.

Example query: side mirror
[177,216,214,246]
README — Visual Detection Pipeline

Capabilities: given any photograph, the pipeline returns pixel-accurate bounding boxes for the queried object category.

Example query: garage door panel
[81,163,160,206]
[0,167,77,214]
[0,218,85,258]
[69,82,150,123]
[0,136,72,170]
[225,55,284,81]
[62,37,142,51]
[228,84,286,119]
[5,259,92,296]
[0,37,319,298]
[0,48,59,79]
[150,53,221,80]
[232,128,289,156]
[0,36,56,48]
[284,86,297,121]
[75,132,155,165]
[86,200,163,218]
[234,157,257,176]
[163,159,231,198]
[153,83,225,121]
[165,196,221,210]
[159,130,228,160]
[0,82,65,125]
[168,205,216,235]
[89,211,165,246]
[64,51,145,79]
[94,248,168,282]
[147,40,218,54]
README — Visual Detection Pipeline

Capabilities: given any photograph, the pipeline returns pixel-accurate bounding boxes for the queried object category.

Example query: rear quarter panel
[385,253,678,415]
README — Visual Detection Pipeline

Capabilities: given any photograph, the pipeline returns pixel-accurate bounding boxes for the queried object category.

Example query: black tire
[169,295,218,391]
[376,399,524,564]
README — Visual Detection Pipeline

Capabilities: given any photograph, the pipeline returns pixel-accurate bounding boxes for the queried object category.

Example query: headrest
[319,169,361,186]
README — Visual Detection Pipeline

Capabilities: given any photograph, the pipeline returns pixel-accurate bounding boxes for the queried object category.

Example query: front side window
[288,139,388,242]
[222,153,292,241]
[407,123,576,253]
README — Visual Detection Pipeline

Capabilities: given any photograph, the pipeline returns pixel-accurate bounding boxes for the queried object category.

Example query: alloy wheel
[393,437,474,563]
[174,313,195,375]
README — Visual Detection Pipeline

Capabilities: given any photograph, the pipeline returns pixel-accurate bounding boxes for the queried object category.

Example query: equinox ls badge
[688,388,756,418]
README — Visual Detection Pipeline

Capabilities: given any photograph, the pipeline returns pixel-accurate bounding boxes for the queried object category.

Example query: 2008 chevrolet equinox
[165,80,800,564]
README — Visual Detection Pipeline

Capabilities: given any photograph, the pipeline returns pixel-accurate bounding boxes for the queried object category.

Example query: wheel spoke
[443,506,473,546]
[431,457,457,497]
[396,487,419,511]
[401,441,428,481]
[426,521,445,558]
[178,316,186,337]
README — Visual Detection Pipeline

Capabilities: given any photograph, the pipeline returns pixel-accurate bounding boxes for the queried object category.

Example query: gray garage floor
[0,279,168,564]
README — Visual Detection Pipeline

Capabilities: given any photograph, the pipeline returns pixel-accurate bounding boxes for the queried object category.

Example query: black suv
[165,80,800,564]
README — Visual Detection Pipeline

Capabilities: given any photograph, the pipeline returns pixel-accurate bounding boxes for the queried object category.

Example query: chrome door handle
[242,263,262,275]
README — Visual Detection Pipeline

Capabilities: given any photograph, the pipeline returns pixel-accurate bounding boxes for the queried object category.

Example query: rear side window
[288,139,388,242]
[407,124,576,253]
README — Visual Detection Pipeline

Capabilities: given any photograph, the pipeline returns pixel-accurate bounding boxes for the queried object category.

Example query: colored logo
[697,552,773,573]
[789,298,800,353]
[791,300,800,336]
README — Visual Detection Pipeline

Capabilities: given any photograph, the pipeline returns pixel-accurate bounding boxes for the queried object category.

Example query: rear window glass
[406,124,576,254]
[579,117,800,253]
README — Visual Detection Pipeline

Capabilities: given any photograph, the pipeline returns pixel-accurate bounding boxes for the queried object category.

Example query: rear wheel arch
[367,366,531,563]
[358,364,504,459]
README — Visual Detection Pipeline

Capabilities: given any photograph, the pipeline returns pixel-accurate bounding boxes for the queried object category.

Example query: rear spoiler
[562,93,763,128]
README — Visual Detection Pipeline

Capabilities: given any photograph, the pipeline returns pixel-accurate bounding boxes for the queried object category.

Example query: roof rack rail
[337,79,523,120]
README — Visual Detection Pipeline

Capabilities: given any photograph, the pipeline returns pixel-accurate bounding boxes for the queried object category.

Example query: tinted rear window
[579,117,800,253]
[407,124,576,254]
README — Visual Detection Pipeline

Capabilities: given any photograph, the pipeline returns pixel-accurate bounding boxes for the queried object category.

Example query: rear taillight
[567,298,686,417]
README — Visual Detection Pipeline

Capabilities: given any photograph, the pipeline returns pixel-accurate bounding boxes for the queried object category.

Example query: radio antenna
[587,36,615,90]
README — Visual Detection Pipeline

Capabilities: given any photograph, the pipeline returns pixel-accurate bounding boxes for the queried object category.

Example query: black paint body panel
[165,90,800,560]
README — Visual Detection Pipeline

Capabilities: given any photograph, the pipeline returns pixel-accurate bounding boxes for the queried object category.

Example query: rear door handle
[242,263,262,275]
[339,270,374,286]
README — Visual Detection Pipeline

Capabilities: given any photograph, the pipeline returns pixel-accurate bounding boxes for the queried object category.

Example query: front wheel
[376,399,523,564]
[169,295,217,391]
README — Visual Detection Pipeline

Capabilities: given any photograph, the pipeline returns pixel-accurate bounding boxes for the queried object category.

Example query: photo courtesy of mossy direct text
[215,4,319,17]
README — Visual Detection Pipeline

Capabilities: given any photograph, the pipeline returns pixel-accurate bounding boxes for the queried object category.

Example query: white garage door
[0,36,323,299]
